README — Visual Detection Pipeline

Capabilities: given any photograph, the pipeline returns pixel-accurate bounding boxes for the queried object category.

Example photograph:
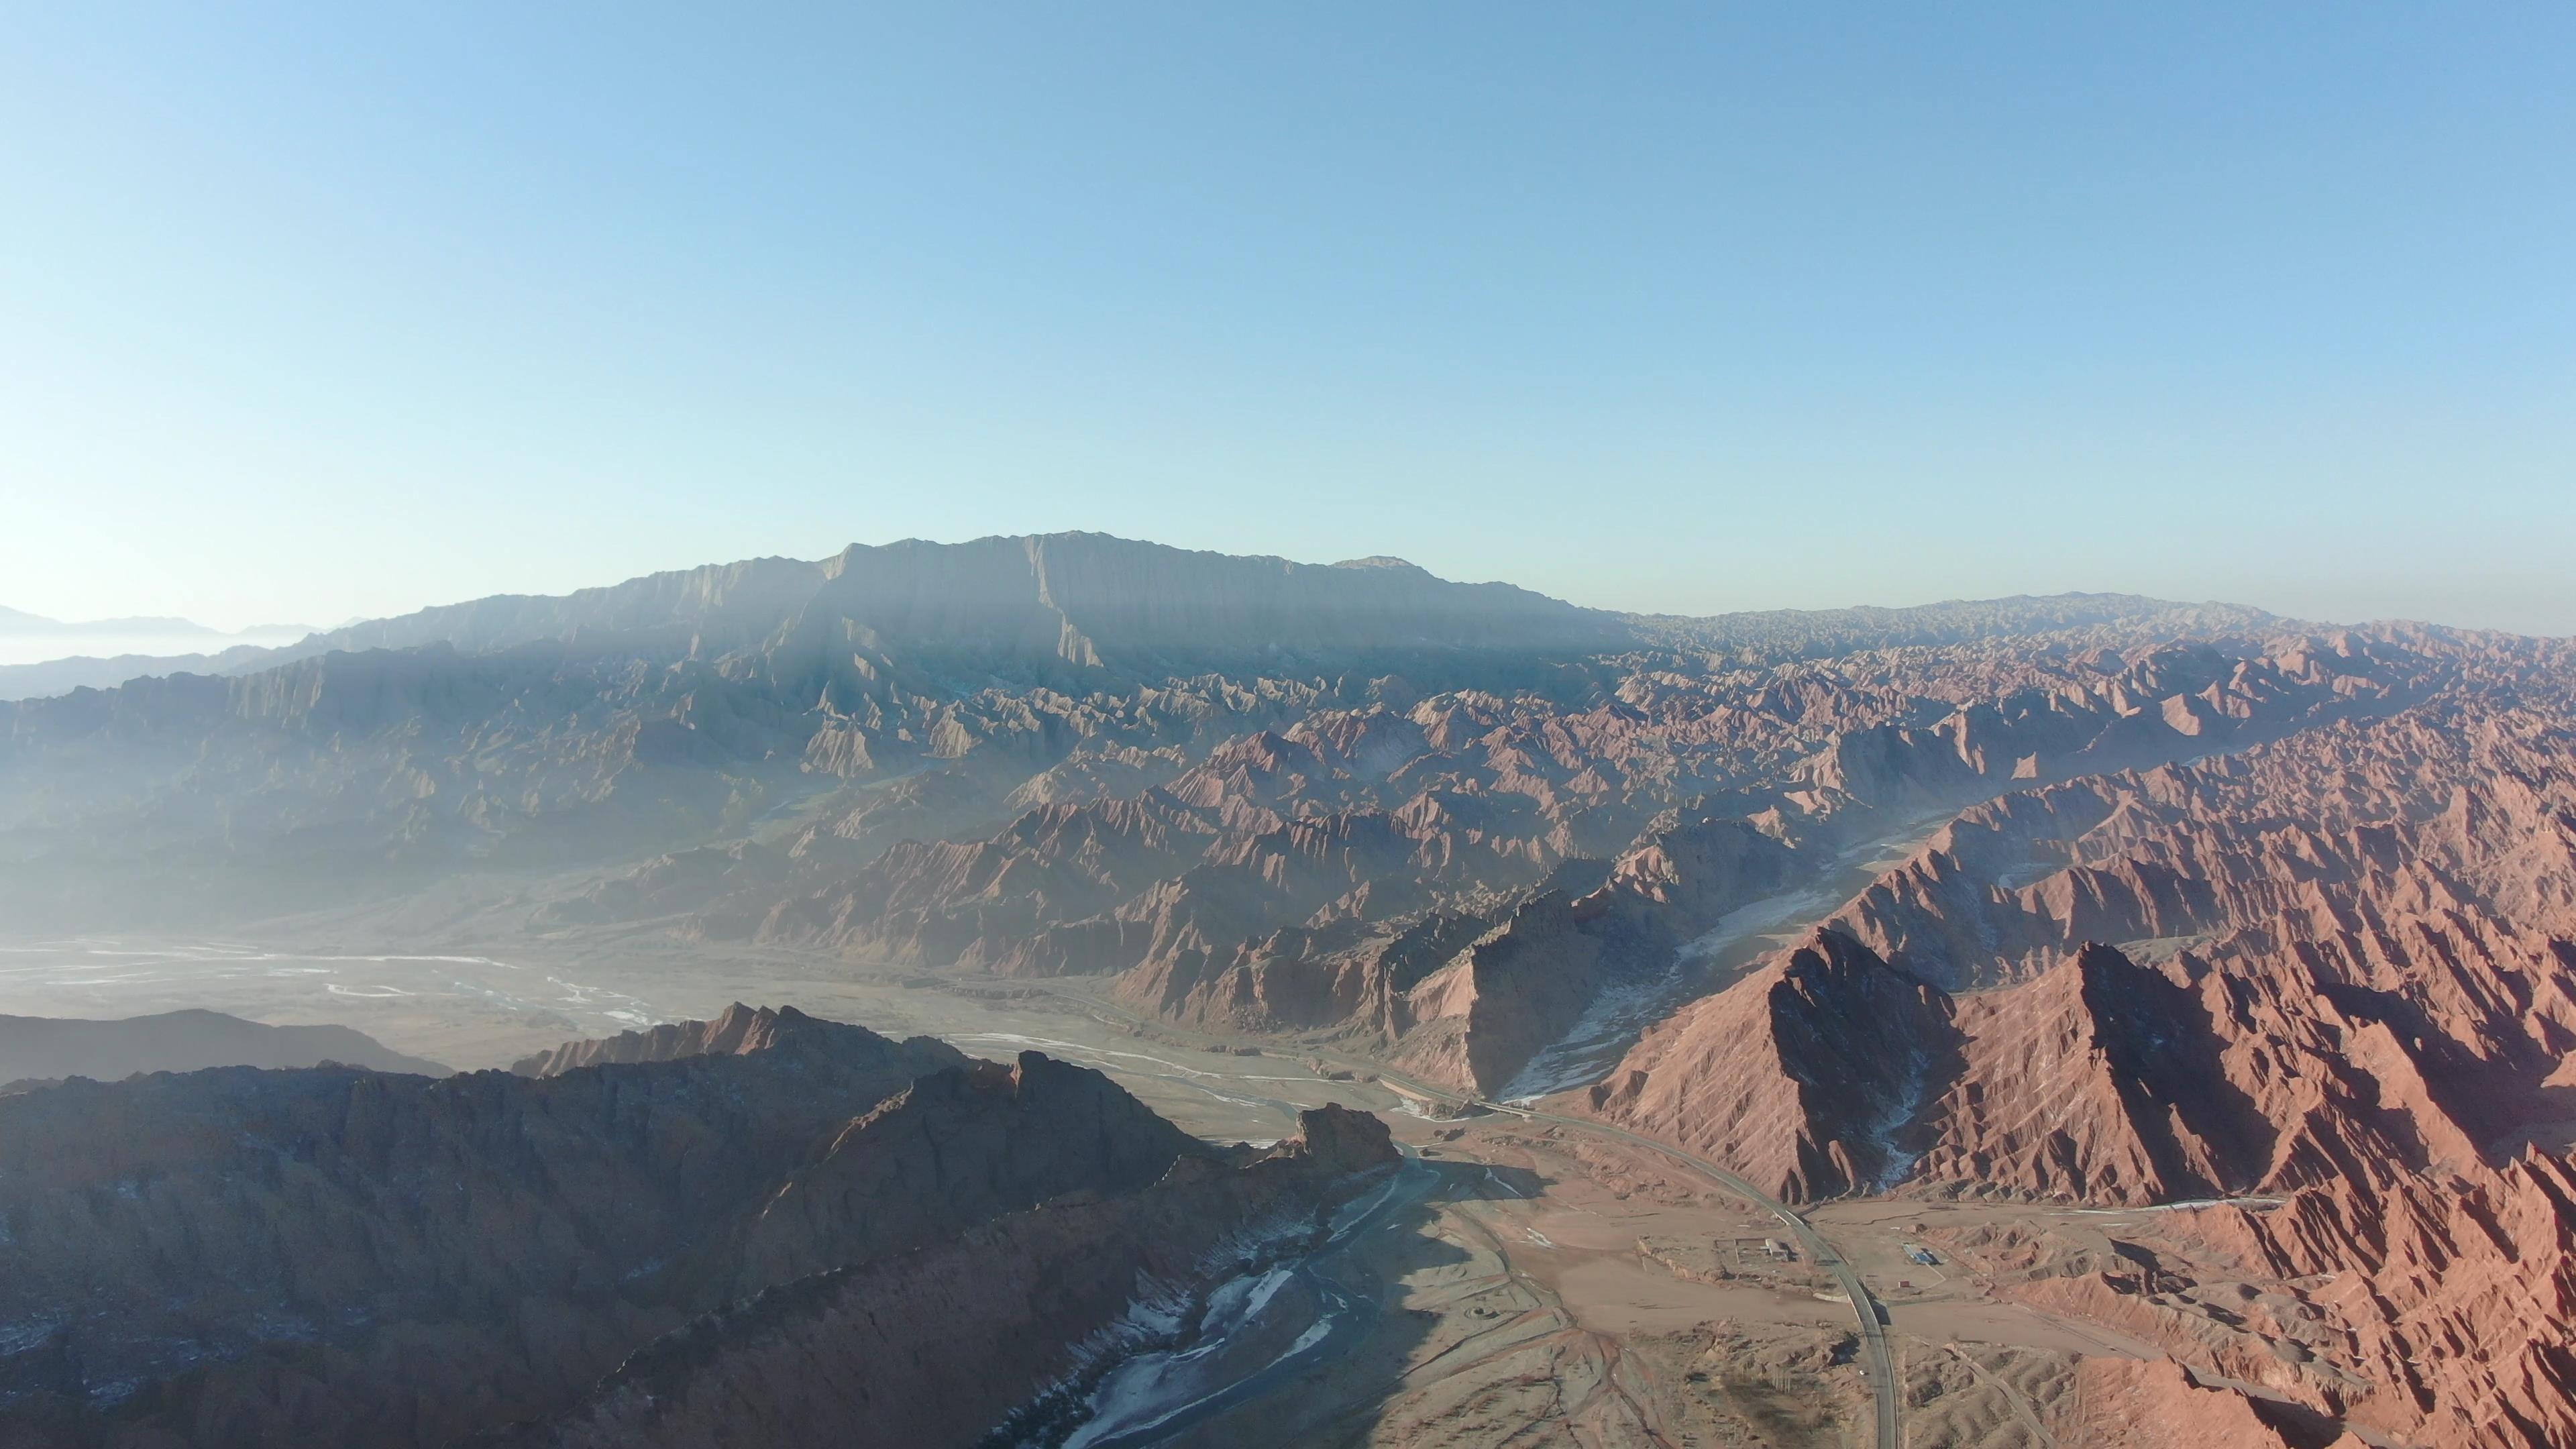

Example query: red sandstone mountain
[11,542,2576,1445]
[1582,637,2576,1446]
[684,631,2423,1102]
[1586,928,1951,1200]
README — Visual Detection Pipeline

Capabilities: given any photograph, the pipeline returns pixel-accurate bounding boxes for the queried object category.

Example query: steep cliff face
[2054,1358,2348,1449]
[2200,1148,2576,1447]
[1594,883,2574,1209]
[1588,929,1955,1201]
[491,1106,1399,1449]
[1602,926,2569,1200]
[1911,945,2270,1203]
[1582,652,2576,1445]
[0,1018,1229,1449]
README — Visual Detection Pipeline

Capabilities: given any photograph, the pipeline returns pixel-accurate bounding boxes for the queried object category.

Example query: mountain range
[0,1004,1397,1448]
[0,606,315,645]
[3,531,2571,1444]
[0,608,317,688]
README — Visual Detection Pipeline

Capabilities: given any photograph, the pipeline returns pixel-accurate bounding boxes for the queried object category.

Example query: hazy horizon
[0,527,2559,645]
[6,7,2571,635]
[6,14,2573,1447]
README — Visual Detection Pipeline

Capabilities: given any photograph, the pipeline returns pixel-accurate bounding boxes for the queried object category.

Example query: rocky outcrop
[1585,658,2576,1442]
[1589,930,2284,1206]
[2178,1148,2576,1447]
[0,1018,1224,1449]
[490,1106,1397,1449]
[1909,944,2271,1204]
[0,1008,449,1087]
[1588,929,1955,1200]
[707,1051,1205,1295]
[508,1002,953,1077]
[2054,1358,2349,1449]
[1592,906,2567,1208]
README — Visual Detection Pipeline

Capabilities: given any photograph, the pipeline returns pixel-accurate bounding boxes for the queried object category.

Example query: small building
[1903,1243,1939,1267]
[1731,1236,1796,1267]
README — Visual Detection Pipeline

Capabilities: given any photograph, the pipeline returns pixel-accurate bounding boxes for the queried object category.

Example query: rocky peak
[511,1004,962,1078]
[1260,1102,1400,1175]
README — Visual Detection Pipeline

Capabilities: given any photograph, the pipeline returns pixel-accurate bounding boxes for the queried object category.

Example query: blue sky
[3,5,2569,633]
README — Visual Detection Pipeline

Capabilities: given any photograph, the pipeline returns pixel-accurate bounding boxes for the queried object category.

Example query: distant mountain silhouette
[0,1008,448,1087]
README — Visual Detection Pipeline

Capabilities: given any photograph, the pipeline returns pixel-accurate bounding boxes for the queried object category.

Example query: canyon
[3,535,2571,1446]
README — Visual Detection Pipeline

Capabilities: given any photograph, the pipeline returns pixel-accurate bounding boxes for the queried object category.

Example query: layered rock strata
[1585,661,2576,1446]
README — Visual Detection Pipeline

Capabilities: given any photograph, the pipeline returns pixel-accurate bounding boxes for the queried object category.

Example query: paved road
[1362,1062,1902,1449]
[1511,1106,1901,1449]
[1032,984,1903,1449]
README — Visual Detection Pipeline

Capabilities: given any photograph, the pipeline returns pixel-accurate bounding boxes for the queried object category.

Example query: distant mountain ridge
[0,608,317,697]
[0,644,288,702]
[0,1009,448,1087]
[280,532,1631,669]
[0,606,313,639]
[0,532,2273,702]
[0,532,2316,931]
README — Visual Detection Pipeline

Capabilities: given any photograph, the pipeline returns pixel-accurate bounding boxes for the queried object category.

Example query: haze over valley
[3,534,2571,1446]
[9,6,2571,1446]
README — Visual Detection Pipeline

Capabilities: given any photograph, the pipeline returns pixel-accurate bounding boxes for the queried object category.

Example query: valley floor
[0,924,2286,1448]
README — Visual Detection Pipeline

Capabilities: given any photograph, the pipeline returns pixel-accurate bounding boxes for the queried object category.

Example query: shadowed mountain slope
[0,1005,1385,1449]
[1581,637,2576,1446]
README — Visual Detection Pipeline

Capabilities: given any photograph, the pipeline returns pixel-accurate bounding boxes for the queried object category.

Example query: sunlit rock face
[1580,641,2576,1447]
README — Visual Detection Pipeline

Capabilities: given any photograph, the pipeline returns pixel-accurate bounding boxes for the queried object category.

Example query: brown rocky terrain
[700,627,2424,1097]
[11,539,2576,1445]
[1582,632,2576,1445]
[506,1000,882,1075]
[0,539,2296,1089]
[0,1005,1399,1449]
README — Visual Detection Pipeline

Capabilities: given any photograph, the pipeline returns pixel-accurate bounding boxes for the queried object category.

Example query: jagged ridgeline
[0,531,2480,1108]
[0,1004,1399,1448]
[0,530,2267,951]
[6,533,2575,1446]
